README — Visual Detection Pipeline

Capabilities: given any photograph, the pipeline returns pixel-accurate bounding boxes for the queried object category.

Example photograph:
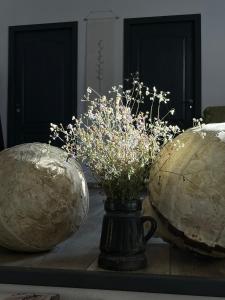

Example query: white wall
[1,0,225,145]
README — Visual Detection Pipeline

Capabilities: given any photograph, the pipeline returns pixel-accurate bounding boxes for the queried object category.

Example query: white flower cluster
[50,76,181,201]
[192,118,206,138]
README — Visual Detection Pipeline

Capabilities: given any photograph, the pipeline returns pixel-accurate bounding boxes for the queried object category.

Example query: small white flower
[170,109,175,115]
[116,96,121,106]
[50,123,57,129]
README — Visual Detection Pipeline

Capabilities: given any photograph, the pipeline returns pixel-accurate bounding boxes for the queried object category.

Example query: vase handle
[141,216,157,243]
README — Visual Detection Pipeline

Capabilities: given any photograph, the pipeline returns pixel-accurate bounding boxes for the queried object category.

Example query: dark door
[124,14,201,129]
[0,116,4,150]
[8,22,77,146]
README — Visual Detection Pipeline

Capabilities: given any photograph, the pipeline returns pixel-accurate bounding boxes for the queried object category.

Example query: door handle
[185,99,194,109]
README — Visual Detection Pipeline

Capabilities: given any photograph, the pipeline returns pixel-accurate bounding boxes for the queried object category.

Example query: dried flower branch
[50,75,181,201]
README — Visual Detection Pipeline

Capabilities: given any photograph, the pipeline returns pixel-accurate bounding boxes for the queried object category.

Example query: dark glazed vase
[98,198,157,271]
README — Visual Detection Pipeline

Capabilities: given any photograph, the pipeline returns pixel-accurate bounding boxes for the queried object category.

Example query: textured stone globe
[0,143,89,252]
[148,123,225,257]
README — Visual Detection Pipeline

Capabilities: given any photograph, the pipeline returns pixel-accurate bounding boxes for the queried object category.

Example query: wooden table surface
[0,188,224,279]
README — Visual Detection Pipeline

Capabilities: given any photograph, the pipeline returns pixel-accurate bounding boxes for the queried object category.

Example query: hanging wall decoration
[85,10,119,95]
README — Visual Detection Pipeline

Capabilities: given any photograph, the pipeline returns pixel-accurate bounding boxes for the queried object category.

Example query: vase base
[98,252,147,271]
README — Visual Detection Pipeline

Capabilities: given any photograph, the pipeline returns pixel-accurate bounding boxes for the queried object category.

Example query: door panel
[8,22,77,146]
[124,15,201,129]
[0,116,4,150]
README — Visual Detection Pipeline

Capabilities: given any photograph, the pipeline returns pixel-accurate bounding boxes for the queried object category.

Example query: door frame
[124,14,201,120]
[7,21,77,147]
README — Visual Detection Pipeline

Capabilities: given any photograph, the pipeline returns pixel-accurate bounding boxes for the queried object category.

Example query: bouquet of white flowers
[50,75,181,201]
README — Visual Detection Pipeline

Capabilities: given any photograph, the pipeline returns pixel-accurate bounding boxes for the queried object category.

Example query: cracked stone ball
[0,143,89,252]
[148,123,225,257]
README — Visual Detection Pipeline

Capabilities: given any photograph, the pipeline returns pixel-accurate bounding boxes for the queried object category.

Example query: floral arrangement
[50,75,182,201]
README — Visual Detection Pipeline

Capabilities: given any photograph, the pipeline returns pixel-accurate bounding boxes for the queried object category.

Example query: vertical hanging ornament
[85,10,119,95]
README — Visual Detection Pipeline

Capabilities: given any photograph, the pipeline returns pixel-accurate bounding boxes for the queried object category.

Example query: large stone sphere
[148,123,225,257]
[0,143,89,252]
